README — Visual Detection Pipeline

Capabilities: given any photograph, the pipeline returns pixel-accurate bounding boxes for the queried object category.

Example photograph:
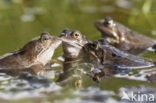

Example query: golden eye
[73,32,81,39]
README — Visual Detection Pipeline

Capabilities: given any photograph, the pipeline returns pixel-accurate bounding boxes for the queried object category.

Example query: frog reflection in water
[95,16,156,55]
[59,29,154,82]
[0,32,62,74]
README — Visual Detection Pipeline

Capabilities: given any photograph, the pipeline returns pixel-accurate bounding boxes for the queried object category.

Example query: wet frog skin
[85,41,154,69]
[60,29,155,83]
[60,29,90,60]
[0,32,62,71]
[58,29,93,83]
[60,29,154,70]
[95,16,156,55]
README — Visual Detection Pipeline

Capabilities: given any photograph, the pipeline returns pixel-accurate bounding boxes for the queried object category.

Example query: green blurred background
[0,0,156,57]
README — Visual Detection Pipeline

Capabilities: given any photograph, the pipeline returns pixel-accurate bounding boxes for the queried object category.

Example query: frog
[60,29,154,69]
[84,41,154,69]
[0,32,62,73]
[95,16,156,55]
[60,29,154,82]
[60,29,91,60]
[58,29,91,83]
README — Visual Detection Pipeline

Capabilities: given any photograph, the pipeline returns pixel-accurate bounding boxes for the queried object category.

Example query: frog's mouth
[59,33,86,58]
[36,37,62,65]
[49,37,62,49]
[43,37,62,51]
[59,32,84,49]
[95,20,118,40]
[61,38,83,49]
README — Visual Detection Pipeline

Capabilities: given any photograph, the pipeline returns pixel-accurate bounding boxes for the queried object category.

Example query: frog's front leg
[28,64,45,75]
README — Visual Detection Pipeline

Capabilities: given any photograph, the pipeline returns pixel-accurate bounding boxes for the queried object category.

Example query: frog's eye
[44,37,49,40]
[72,32,81,39]
[40,32,51,42]
[92,43,97,48]
[41,37,49,42]
[42,37,49,41]
[91,42,100,50]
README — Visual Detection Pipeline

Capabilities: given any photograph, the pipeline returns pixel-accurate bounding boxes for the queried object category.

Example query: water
[0,0,156,103]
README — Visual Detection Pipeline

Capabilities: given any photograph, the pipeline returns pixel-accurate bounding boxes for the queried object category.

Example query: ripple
[55,87,116,103]
[0,73,61,100]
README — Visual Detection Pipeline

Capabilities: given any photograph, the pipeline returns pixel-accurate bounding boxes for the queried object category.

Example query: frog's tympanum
[0,32,62,71]
[95,16,156,55]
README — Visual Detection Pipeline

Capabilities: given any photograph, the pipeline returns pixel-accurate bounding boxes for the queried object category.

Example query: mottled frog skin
[95,16,156,55]
[60,29,154,69]
[60,29,155,83]
[85,41,154,69]
[58,29,91,83]
[60,29,90,60]
[0,32,62,71]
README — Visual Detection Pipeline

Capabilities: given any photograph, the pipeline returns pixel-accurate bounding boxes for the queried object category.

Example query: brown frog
[58,29,91,83]
[0,32,62,72]
[85,41,154,69]
[60,29,154,69]
[60,29,90,60]
[95,16,156,55]
[59,29,153,82]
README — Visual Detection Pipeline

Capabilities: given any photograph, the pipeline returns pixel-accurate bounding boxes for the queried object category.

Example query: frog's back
[102,44,154,69]
[116,23,155,48]
[0,53,24,69]
[87,41,154,69]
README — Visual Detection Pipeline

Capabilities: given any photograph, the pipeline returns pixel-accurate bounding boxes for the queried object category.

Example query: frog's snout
[59,33,67,37]
[59,28,71,37]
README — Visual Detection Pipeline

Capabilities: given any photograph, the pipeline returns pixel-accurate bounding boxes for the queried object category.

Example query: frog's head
[60,29,90,59]
[85,41,105,64]
[20,32,62,65]
[95,16,120,44]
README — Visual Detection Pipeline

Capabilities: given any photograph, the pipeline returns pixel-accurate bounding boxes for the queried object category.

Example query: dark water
[0,0,156,103]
